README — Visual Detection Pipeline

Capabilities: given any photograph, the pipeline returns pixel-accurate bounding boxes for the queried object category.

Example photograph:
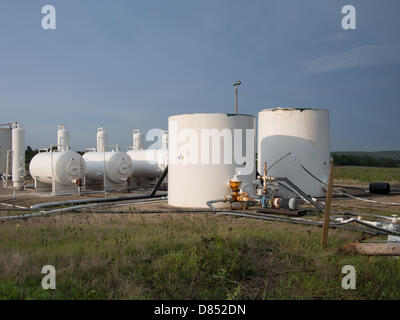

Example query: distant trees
[332,153,400,168]
[25,146,38,170]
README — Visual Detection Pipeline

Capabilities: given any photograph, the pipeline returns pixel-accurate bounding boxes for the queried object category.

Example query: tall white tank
[133,129,144,151]
[12,123,25,190]
[0,127,12,174]
[96,128,108,152]
[83,151,132,186]
[168,113,256,208]
[258,108,330,197]
[29,151,84,187]
[57,125,70,152]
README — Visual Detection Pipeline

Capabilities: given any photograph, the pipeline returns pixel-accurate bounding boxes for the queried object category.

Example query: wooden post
[321,158,334,247]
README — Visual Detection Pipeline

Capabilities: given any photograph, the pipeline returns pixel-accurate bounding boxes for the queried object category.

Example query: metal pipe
[206,199,226,211]
[274,177,324,212]
[0,202,28,209]
[214,211,384,235]
[233,81,241,114]
[30,192,167,210]
[1,197,168,220]
[150,166,168,198]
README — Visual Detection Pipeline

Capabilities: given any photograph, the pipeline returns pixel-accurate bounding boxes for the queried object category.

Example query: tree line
[332,153,400,168]
[24,147,400,170]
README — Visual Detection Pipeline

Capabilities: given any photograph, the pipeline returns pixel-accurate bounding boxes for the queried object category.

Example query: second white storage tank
[258,108,330,197]
[168,113,256,208]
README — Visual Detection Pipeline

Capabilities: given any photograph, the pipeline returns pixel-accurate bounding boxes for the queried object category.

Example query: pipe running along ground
[0,196,168,220]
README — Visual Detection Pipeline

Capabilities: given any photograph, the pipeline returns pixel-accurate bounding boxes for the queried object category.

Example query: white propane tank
[127,149,167,178]
[96,128,108,152]
[0,127,12,175]
[133,129,144,151]
[57,125,70,152]
[83,151,132,187]
[29,151,84,192]
[258,108,330,197]
[168,113,256,208]
[12,123,25,190]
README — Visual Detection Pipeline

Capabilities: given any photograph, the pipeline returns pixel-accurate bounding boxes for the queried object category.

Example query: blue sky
[0,0,399,151]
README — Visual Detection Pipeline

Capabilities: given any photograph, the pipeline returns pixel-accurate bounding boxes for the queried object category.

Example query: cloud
[302,44,400,74]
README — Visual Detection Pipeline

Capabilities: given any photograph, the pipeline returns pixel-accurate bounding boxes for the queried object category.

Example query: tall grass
[334,166,400,186]
[0,213,399,300]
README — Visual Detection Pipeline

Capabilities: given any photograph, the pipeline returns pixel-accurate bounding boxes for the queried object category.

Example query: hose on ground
[213,210,384,236]
[30,192,168,210]
[0,196,167,220]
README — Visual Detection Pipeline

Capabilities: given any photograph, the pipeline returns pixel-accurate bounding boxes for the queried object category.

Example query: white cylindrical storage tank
[168,113,256,208]
[83,151,132,184]
[127,149,167,178]
[0,127,12,175]
[258,108,330,197]
[133,129,144,151]
[12,123,25,190]
[29,151,84,186]
[97,128,108,152]
[57,125,70,152]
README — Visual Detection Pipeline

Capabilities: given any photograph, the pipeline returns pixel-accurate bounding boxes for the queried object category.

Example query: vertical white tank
[97,128,108,152]
[11,123,25,190]
[0,127,12,175]
[133,129,144,151]
[258,108,330,197]
[57,125,70,152]
[168,113,256,208]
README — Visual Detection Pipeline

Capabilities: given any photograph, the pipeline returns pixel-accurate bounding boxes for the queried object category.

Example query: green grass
[1,213,400,300]
[334,166,400,186]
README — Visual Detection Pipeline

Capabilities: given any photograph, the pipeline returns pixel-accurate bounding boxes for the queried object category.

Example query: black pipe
[274,177,324,212]
[150,166,168,198]
[31,192,167,210]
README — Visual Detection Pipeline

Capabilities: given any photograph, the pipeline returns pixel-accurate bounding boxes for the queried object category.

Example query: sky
[0,0,399,152]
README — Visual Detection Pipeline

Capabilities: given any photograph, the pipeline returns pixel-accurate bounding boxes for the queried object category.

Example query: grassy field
[334,166,400,186]
[0,212,400,300]
[1,166,400,300]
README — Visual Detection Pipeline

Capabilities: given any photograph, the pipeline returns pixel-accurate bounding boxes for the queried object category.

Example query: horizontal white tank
[30,151,84,186]
[127,129,168,179]
[0,127,12,174]
[12,123,25,190]
[83,151,132,184]
[126,149,167,178]
[168,113,256,208]
[258,108,330,197]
